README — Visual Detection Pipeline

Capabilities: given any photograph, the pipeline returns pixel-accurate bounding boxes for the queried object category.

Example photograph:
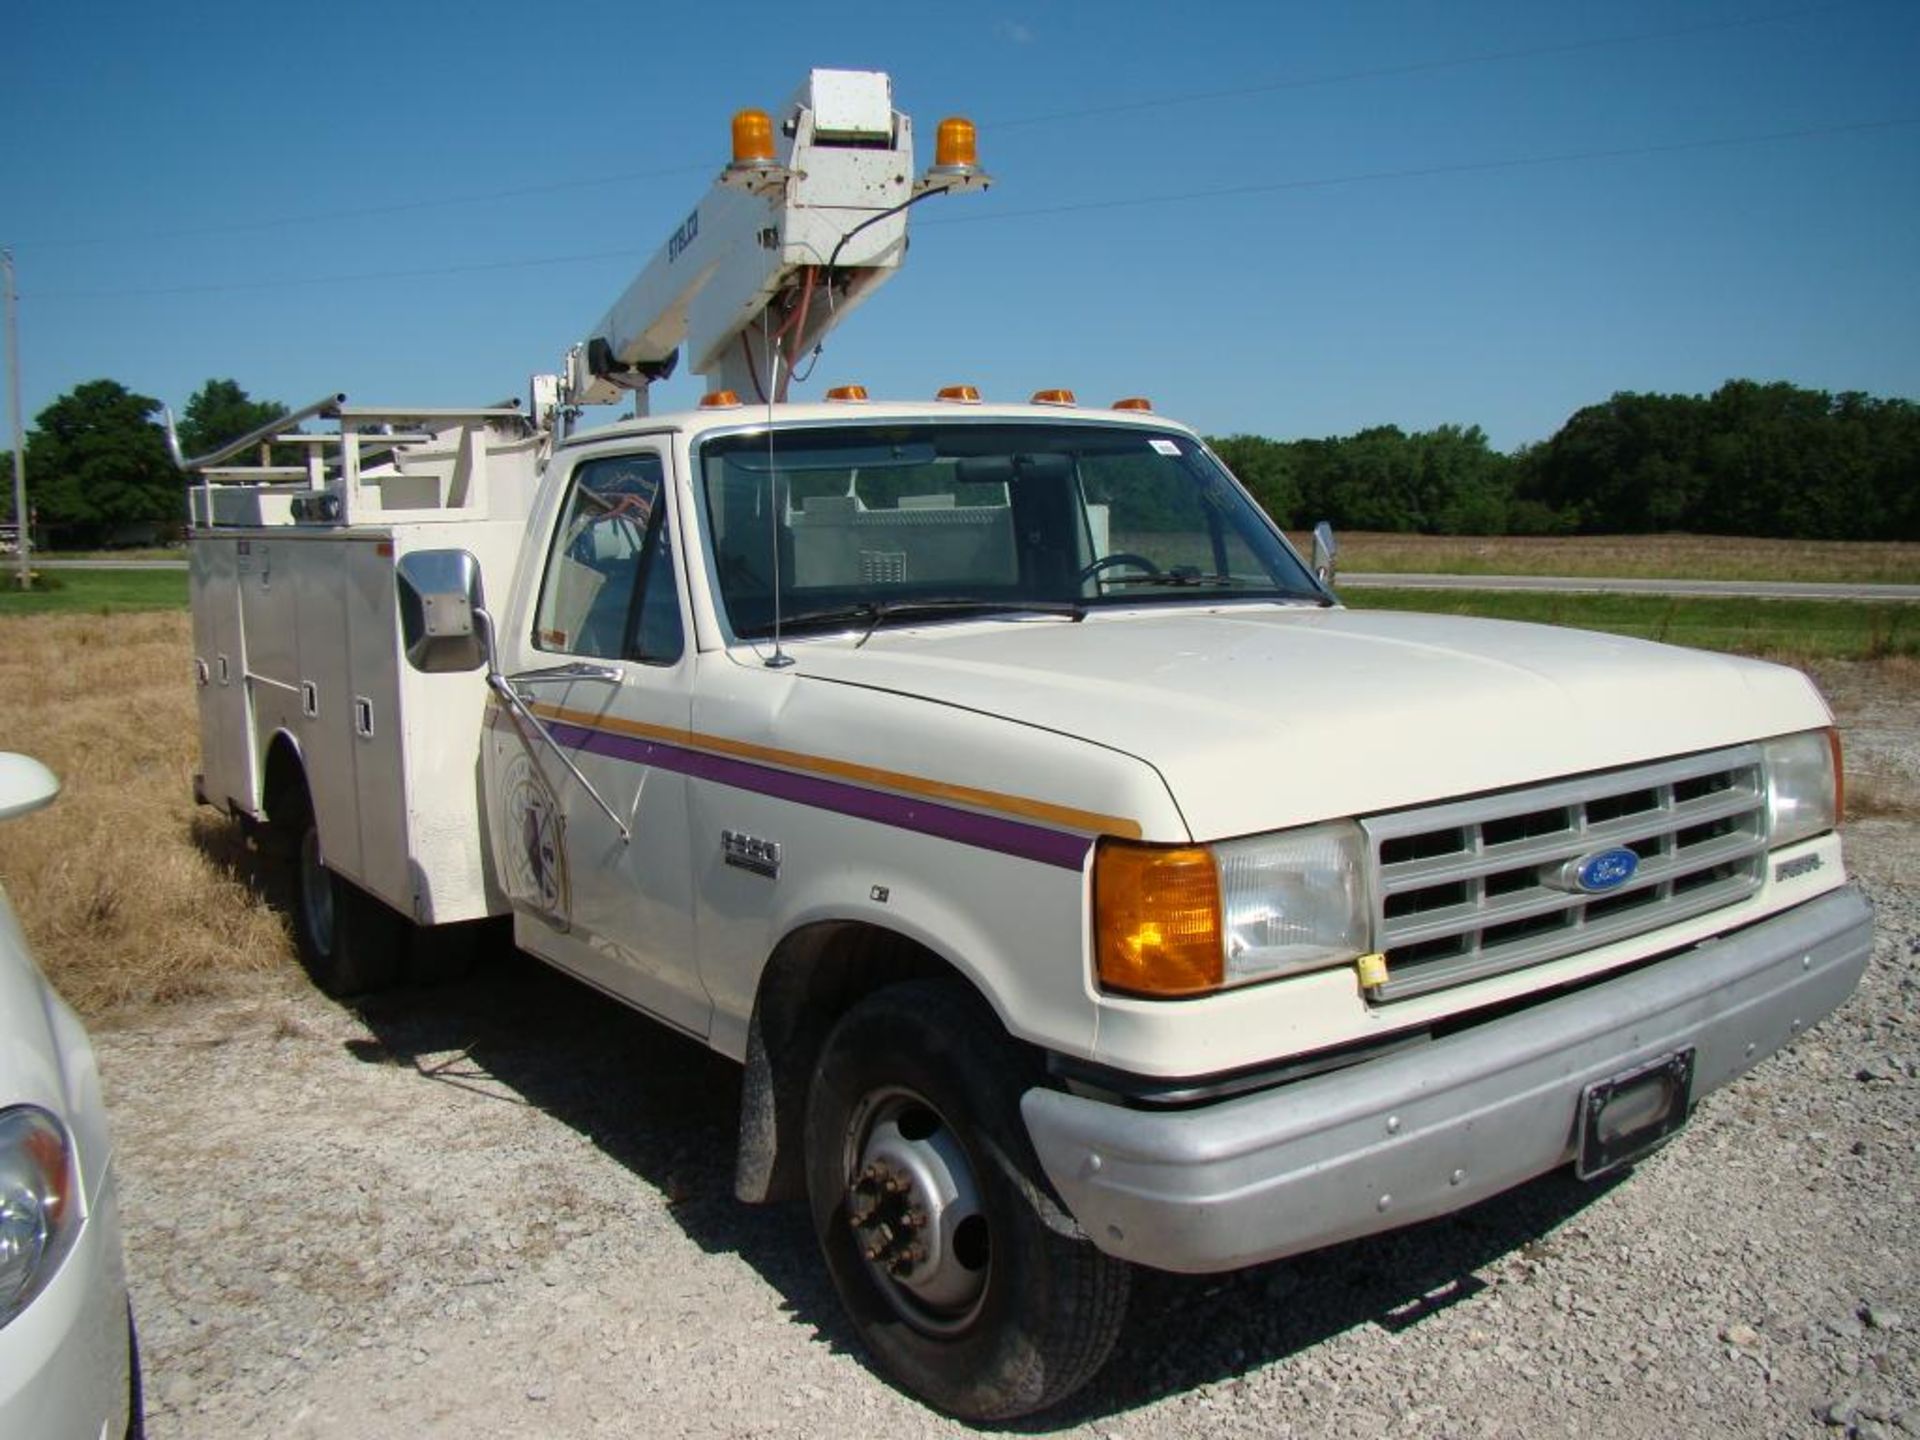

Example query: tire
[804,979,1129,1421]
[289,802,406,997]
[125,1304,144,1440]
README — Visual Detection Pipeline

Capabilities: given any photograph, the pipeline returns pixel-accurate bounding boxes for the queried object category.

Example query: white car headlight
[0,1106,81,1329]
[1763,729,1841,850]
[1216,821,1370,982]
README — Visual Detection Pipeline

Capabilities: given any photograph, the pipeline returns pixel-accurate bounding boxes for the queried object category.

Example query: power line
[31,245,655,301]
[10,162,711,251]
[919,115,1920,228]
[24,114,1915,302]
[7,1,1872,252]
[990,1,1870,131]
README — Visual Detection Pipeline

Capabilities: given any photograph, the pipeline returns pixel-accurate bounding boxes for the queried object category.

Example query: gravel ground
[98,673,1919,1439]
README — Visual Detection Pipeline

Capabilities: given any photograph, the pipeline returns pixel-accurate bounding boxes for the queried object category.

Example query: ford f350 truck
[181,70,1873,1420]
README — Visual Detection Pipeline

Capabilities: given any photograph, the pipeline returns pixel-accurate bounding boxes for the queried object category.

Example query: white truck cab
[181,71,1872,1421]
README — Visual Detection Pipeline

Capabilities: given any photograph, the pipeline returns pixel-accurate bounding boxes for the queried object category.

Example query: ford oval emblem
[1574,847,1639,893]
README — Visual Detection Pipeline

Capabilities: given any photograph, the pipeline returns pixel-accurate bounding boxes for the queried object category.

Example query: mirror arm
[474,608,632,845]
[509,661,626,686]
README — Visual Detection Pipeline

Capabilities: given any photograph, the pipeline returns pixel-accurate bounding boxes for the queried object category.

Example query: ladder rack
[179,393,547,530]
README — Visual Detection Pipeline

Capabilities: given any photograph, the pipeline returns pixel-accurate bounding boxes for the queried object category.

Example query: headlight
[1094,821,1369,998]
[1216,822,1369,981]
[0,1106,81,1329]
[1763,728,1841,850]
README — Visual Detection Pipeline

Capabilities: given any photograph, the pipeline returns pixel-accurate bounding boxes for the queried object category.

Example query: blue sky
[4,0,1916,450]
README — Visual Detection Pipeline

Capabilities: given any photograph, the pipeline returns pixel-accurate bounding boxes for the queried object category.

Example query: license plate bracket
[1577,1048,1696,1180]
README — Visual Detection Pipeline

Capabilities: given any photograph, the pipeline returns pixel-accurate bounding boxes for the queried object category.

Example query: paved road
[1336,571,1920,601]
[19,557,1920,600]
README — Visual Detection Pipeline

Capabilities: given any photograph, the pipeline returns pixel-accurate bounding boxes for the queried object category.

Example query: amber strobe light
[932,117,980,172]
[731,108,776,167]
[1094,840,1224,997]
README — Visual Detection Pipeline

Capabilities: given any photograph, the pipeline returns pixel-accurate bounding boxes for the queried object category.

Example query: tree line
[3,375,1916,545]
[1213,381,1919,540]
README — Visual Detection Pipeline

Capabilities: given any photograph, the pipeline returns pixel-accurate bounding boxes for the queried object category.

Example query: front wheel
[805,980,1129,1420]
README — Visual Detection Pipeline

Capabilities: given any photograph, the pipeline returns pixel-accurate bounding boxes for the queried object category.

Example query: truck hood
[786,606,1831,839]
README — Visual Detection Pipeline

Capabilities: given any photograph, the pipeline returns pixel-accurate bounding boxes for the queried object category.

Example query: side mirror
[1311,521,1339,587]
[396,550,490,673]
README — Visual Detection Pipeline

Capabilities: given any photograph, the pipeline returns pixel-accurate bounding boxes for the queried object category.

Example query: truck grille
[1361,744,1767,1002]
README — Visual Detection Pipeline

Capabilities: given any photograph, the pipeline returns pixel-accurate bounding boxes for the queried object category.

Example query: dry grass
[0,612,294,1017]
[1287,532,1920,584]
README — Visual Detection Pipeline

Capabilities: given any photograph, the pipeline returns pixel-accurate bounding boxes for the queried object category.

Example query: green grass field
[1346,588,1919,661]
[0,569,188,616]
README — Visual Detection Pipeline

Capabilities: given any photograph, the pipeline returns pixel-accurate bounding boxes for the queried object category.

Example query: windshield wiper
[852,598,1085,647]
[1098,572,1336,604]
[755,598,1085,647]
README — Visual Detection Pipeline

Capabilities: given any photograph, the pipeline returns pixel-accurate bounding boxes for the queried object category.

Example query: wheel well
[733,922,996,1205]
[261,733,308,828]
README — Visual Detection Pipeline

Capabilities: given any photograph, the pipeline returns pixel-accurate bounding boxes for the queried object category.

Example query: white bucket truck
[183,70,1872,1420]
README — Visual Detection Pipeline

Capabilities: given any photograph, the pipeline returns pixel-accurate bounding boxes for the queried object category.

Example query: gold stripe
[531,701,1143,840]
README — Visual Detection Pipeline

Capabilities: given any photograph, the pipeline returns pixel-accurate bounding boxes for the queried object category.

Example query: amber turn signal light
[1093,840,1223,997]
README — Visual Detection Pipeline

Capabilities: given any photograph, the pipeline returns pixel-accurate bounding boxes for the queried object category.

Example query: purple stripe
[545,719,1092,870]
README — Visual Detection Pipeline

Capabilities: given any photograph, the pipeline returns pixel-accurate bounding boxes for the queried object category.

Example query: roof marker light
[730,109,776,167]
[824,385,869,403]
[1112,396,1153,412]
[1031,388,1077,407]
[936,385,982,404]
[699,390,743,409]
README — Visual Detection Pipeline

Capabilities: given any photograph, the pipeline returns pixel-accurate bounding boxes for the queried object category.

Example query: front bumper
[1023,885,1873,1274]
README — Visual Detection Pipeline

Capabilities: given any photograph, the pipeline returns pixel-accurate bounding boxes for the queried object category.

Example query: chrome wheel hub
[846,1093,990,1334]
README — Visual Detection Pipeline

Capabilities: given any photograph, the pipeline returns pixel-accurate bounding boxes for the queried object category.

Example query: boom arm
[563,69,988,412]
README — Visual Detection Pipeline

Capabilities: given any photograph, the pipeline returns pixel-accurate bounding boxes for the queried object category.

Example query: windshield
[696,421,1324,640]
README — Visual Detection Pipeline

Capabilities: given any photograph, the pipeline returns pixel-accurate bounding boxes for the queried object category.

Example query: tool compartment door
[343,538,410,915]
[289,538,363,881]
[189,537,257,813]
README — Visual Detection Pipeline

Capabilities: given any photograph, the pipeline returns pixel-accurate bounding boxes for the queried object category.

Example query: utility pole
[3,248,29,591]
